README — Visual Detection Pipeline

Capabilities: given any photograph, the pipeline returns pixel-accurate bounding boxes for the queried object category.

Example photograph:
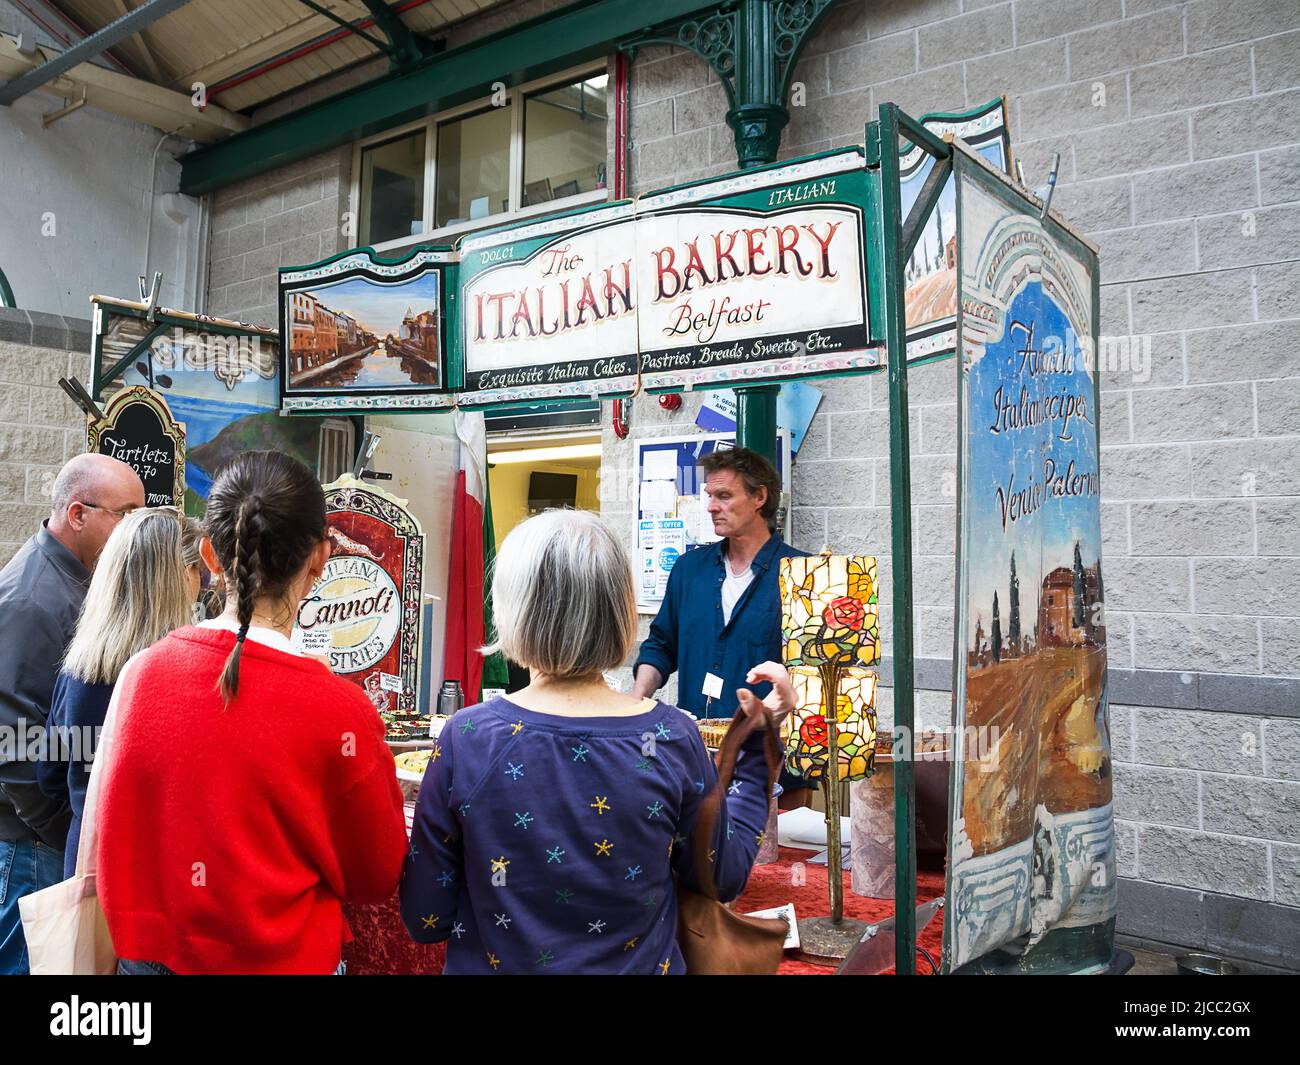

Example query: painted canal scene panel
[279,248,454,412]
[900,99,1012,364]
[945,147,1114,974]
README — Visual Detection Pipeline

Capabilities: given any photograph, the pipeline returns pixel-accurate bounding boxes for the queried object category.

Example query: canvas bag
[676,700,788,975]
[17,691,120,976]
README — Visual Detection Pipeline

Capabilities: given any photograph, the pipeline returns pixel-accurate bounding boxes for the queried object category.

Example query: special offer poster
[293,477,425,715]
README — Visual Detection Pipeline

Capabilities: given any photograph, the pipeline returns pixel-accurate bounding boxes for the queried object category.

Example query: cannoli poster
[292,480,423,715]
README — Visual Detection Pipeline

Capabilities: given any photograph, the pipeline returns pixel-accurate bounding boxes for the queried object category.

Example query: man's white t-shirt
[720,565,754,626]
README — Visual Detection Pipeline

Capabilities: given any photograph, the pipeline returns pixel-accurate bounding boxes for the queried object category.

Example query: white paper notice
[642,449,678,482]
[640,479,677,517]
[745,903,799,950]
[294,627,332,655]
[379,672,402,693]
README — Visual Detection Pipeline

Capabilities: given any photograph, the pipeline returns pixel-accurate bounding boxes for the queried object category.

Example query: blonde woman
[37,508,193,878]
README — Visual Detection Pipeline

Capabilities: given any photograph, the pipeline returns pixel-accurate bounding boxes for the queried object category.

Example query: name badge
[702,672,724,700]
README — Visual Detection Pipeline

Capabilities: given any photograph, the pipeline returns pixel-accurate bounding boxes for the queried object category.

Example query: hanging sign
[279,247,456,413]
[86,386,185,507]
[456,149,878,407]
[945,144,1112,975]
[292,476,425,714]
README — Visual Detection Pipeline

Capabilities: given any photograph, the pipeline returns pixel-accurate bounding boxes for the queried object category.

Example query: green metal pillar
[877,104,919,976]
[0,266,15,308]
[624,1,837,463]
[735,383,779,463]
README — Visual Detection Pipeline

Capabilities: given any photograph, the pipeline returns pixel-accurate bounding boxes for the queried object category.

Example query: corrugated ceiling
[52,0,516,114]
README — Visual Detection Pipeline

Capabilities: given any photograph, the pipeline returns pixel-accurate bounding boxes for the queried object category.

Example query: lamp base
[795,916,870,963]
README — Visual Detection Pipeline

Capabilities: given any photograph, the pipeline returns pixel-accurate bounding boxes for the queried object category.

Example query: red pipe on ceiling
[206,0,436,101]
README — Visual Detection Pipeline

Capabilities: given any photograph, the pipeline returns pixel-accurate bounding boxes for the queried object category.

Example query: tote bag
[18,691,120,975]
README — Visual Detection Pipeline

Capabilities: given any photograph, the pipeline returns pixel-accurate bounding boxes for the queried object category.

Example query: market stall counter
[341,800,945,976]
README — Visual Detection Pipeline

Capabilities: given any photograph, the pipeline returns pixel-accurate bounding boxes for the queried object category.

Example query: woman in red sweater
[96,452,407,975]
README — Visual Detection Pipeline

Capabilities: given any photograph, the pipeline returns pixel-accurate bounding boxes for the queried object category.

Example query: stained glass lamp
[780,553,880,960]
[787,667,879,781]
[781,554,880,668]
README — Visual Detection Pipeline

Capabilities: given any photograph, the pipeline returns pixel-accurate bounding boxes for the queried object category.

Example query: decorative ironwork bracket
[620,0,837,168]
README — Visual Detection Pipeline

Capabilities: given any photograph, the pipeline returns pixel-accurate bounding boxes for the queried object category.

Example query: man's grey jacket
[0,523,86,846]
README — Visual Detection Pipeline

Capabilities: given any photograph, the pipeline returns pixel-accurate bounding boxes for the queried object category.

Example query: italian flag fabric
[444,410,508,704]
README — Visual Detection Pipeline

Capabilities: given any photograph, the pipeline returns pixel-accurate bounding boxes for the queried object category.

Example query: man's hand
[631,664,664,700]
[744,661,796,726]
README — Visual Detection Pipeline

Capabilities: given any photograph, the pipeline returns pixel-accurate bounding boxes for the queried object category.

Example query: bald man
[0,453,143,974]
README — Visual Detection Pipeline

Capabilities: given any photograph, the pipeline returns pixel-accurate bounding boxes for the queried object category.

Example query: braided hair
[204,451,326,702]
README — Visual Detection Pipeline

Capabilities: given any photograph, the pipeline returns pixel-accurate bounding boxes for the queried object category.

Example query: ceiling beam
[358,0,433,68]
[294,0,392,54]
[107,0,168,83]
[0,0,193,105]
[0,32,249,139]
[180,0,717,195]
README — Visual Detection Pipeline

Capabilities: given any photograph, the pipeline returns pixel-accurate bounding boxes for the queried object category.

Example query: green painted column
[625,1,837,464]
[0,266,15,309]
[735,383,779,464]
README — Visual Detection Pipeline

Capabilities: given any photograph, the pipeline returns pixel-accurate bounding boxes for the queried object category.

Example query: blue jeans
[0,837,66,975]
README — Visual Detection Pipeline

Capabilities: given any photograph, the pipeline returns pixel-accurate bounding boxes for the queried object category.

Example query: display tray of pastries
[696,714,792,750]
[384,714,448,750]
[394,747,434,782]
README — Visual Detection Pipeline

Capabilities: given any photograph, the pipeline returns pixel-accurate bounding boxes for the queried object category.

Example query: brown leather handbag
[676,701,788,975]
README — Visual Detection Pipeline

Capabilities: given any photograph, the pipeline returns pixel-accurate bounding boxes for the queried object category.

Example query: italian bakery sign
[457,148,876,406]
[292,476,424,714]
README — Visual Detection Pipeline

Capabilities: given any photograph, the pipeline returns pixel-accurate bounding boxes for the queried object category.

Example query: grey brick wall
[609,0,1300,934]
[0,313,95,566]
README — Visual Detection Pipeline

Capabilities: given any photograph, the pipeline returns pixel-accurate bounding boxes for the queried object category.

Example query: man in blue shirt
[632,447,812,805]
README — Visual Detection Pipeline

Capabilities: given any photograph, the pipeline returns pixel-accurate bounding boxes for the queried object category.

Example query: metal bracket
[96,320,168,400]
[41,89,87,128]
[622,6,740,107]
[620,0,837,169]
[358,0,437,70]
[900,155,952,262]
[59,376,105,422]
[295,0,392,54]
[1038,151,1061,220]
[137,271,163,321]
[351,429,382,478]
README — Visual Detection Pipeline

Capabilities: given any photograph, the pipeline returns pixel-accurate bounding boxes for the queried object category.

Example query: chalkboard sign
[87,386,185,507]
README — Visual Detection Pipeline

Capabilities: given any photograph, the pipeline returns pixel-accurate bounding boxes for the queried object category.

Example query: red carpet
[738,847,945,975]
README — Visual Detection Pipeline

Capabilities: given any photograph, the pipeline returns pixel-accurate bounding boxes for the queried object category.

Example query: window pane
[359,130,426,246]
[523,75,608,207]
[435,105,512,229]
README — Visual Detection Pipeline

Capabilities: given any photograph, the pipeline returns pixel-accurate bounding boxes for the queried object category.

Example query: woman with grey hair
[401,509,794,974]
[37,508,195,878]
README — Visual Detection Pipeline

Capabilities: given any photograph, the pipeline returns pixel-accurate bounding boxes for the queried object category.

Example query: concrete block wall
[0,310,94,568]
[608,0,1300,954]
[205,146,352,329]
